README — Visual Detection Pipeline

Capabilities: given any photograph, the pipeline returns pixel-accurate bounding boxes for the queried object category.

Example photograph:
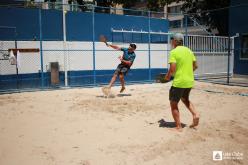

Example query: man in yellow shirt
[165,33,199,131]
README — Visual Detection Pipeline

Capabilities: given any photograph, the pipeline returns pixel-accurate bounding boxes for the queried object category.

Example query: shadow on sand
[96,93,132,98]
[158,119,186,128]
[116,93,132,97]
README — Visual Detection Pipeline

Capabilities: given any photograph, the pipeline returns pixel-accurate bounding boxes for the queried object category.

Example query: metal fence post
[39,8,44,88]
[167,34,170,70]
[92,5,96,86]
[12,25,19,90]
[63,1,68,87]
[184,14,188,46]
[148,11,151,81]
[227,36,231,84]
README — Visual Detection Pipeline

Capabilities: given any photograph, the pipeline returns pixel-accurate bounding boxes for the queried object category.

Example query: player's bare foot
[120,86,125,93]
[168,127,183,132]
[190,114,200,128]
[102,86,111,96]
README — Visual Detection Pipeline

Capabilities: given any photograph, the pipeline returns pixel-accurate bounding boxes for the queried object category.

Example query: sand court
[0,82,248,165]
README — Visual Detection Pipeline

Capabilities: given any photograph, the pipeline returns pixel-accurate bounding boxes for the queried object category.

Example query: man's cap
[129,43,137,49]
[170,33,184,41]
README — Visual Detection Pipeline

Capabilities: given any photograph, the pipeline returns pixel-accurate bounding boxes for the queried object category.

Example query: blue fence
[0,5,169,92]
[0,7,168,42]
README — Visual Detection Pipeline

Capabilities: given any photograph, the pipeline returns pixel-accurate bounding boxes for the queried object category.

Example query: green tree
[146,0,230,35]
[147,0,175,12]
[94,0,112,13]
[75,0,87,11]
[94,0,139,9]
[94,0,140,14]
[92,0,140,13]
[111,0,139,9]
[181,0,230,35]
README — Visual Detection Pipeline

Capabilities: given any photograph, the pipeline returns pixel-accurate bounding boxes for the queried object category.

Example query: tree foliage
[113,0,138,9]
[181,0,230,35]
[92,0,230,35]
[94,0,139,9]
[147,0,175,11]
[92,0,139,13]
[75,0,87,11]
[146,0,230,35]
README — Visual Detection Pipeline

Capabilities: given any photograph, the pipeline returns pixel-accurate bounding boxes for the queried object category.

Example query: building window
[168,5,182,14]
[241,34,248,59]
[169,20,181,28]
[183,17,195,27]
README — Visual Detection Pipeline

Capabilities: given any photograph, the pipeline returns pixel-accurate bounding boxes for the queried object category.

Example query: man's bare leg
[108,74,118,88]
[170,101,182,131]
[102,74,117,96]
[119,73,125,93]
[181,98,200,128]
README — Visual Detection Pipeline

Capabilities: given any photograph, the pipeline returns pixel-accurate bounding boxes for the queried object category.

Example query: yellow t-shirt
[169,46,196,88]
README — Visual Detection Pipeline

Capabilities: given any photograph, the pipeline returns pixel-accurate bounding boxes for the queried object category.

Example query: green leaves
[181,0,230,35]
[147,0,177,11]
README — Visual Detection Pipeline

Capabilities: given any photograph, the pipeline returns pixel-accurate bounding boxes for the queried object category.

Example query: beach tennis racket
[99,35,109,46]
[156,73,173,83]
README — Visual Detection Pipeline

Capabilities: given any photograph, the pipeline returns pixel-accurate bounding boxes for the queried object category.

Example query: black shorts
[169,86,192,103]
[114,63,130,76]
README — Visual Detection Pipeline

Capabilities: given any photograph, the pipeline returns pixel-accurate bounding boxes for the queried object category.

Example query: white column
[63,0,68,86]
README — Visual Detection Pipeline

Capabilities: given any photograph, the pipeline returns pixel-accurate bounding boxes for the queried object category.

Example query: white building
[164,1,217,35]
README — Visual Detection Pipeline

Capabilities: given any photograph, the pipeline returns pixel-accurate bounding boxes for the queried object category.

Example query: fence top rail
[0,26,17,29]
[187,34,229,38]
[194,51,229,54]
[111,28,172,35]
[111,28,232,39]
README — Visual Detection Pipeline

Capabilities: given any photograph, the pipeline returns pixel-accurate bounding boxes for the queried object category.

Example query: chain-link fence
[0,3,247,93]
[0,26,18,91]
[167,7,248,86]
[0,3,170,93]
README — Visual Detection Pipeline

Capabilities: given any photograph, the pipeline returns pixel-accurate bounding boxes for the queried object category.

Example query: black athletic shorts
[169,86,192,103]
[114,63,130,76]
